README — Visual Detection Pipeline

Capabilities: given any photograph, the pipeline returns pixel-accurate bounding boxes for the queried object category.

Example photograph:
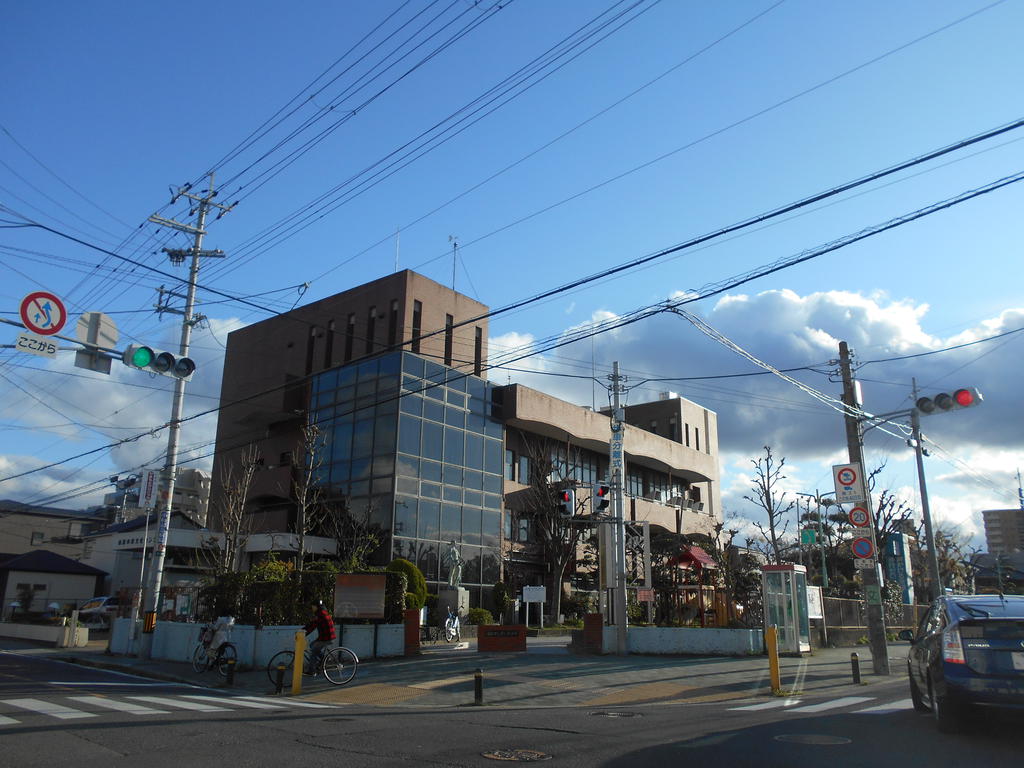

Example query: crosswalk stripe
[233,696,339,709]
[66,696,168,715]
[179,695,285,709]
[0,714,19,725]
[5,698,97,719]
[127,695,229,712]
[729,698,802,711]
[853,699,914,714]
[788,696,874,713]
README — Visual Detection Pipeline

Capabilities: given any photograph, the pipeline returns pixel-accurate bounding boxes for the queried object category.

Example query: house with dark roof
[0,500,107,561]
[0,550,106,616]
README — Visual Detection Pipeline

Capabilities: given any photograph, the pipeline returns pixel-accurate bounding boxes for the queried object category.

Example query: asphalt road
[2,648,1022,767]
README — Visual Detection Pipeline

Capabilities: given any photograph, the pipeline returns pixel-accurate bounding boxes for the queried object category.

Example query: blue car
[900,593,1024,732]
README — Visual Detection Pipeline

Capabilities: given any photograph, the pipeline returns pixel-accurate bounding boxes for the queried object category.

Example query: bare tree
[507,434,589,622]
[205,443,259,573]
[292,423,328,567]
[743,446,794,563]
[321,498,383,572]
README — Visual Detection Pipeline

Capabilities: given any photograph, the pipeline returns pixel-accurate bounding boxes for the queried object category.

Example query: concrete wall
[599,625,764,656]
[0,620,89,646]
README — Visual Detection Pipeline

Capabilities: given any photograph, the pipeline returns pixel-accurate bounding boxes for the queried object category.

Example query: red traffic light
[916,387,982,417]
[953,388,975,407]
[560,490,573,503]
[595,485,609,498]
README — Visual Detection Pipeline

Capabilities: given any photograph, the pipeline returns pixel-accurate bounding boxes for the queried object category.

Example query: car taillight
[942,627,967,664]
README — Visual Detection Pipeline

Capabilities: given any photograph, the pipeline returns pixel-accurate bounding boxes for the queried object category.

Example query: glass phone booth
[761,564,811,654]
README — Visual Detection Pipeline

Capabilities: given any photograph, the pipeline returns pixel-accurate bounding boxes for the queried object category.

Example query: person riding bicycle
[303,600,336,671]
[205,616,234,660]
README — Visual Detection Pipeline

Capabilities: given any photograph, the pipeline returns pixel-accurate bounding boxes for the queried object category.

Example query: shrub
[466,607,493,626]
[386,558,427,608]
[491,581,513,620]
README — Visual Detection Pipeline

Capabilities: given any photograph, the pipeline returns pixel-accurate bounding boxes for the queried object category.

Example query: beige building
[983,508,1024,555]
[0,500,106,561]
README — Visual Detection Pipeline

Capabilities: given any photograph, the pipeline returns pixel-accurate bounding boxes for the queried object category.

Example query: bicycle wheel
[191,644,209,673]
[444,622,456,643]
[321,646,358,685]
[266,650,295,686]
[215,643,238,677]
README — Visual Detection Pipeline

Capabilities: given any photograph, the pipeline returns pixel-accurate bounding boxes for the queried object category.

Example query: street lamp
[796,491,830,590]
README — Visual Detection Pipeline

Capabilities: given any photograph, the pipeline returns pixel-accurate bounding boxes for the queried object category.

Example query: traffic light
[122,344,196,381]
[915,387,982,416]
[558,488,575,518]
[593,484,610,512]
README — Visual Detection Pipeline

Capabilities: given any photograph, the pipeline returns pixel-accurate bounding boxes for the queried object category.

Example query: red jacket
[304,608,336,642]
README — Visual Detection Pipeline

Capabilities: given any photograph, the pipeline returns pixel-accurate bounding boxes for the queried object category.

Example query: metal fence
[823,596,927,632]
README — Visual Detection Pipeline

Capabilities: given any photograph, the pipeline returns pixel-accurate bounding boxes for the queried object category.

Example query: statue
[444,540,464,588]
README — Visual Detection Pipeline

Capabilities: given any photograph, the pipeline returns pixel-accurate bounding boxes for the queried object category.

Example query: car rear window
[960,620,1024,676]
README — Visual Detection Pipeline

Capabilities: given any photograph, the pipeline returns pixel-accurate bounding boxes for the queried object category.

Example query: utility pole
[837,341,890,675]
[910,380,943,601]
[143,174,231,639]
[607,362,629,655]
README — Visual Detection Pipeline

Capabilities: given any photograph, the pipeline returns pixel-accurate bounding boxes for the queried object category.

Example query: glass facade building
[310,351,503,607]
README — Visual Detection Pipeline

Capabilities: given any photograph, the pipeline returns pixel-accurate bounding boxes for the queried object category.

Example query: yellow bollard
[292,631,306,695]
[766,624,782,694]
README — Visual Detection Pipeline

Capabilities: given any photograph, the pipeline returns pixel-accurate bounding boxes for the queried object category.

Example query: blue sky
[1,1,1022,551]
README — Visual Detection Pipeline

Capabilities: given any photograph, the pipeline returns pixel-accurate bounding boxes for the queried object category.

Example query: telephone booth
[761,564,811,654]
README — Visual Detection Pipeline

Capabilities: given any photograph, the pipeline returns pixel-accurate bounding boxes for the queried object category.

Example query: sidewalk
[8,635,909,710]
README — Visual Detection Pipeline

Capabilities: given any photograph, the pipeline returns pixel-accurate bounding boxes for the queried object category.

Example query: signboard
[848,506,870,527]
[75,312,119,374]
[851,537,875,559]
[800,528,817,545]
[15,332,58,358]
[19,291,67,336]
[806,585,823,620]
[522,585,546,603]
[140,470,159,510]
[854,558,876,569]
[636,588,654,602]
[334,573,387,619]
[833,462,866,504]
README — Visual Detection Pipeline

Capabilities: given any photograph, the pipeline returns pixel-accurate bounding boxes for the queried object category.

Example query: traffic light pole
[143,175,231,638]
[910,400,943,600]
[837,341,890,676]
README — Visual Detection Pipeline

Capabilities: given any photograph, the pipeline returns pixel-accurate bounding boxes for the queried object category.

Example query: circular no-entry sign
[836,467,857,487]
[852,537,874,559]
[20,291,67,336]
[848,506,870,527]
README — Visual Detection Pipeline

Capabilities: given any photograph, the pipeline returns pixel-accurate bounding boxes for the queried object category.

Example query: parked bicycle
[191,618,237,677]
[266,633,358,686]
[444,607,461,643]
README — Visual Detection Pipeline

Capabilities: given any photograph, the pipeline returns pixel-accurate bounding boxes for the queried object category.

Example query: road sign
[854,558,876,569]
[852,537,875,559]
[19,291,67,336]
[833,462,866,504]
[74,311,119,374]
[15,332,58,358]
[848,506,870,527]
[800,528,817,545]
[140,469,159,510]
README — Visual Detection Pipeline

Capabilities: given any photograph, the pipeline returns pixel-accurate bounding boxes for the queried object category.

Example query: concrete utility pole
[608,362,629,655]
[143,174,231,638]
[837,341,890,676]
[910,381,943,601]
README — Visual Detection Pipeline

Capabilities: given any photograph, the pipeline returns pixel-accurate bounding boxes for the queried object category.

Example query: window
[505,449,515,481]
[649,420,657,435]
[518,518,531,543]
[388,299,399,347]
[518,455,530,485]
[305,326,316,375]
[685,423,690,447]
[695,427,700,452]
[669,416,678,442]
[474,326,483,375]
[324,320,335,368]
[366,306,377,354]
[412,300,422,353]
[344,313,355,362]
[444,314,454,366]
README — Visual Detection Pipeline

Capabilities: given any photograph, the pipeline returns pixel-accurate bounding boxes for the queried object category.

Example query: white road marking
[4,698,97,719]
[65,696,168,715]
[854,698,914,714]
[179,695,285,709]
[0,714,20,725]
[127,695,229,712]
[788,696,874,713]
[729,698,803,711]
[233,696,340,709]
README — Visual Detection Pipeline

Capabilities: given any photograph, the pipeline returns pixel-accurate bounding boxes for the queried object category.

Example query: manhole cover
[773,734,852,745]
[481,749,553,762]
[589,711,641,718]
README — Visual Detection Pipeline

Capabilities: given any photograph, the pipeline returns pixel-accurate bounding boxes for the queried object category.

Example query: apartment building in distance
[983,508,1024,555]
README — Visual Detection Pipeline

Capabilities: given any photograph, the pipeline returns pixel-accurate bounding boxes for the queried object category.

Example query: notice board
[334,573,387,619]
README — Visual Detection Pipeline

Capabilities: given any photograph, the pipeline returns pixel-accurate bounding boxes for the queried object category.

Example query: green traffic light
[130,346,154,367]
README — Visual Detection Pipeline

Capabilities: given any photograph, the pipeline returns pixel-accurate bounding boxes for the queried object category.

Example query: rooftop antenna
[449,235,458,291]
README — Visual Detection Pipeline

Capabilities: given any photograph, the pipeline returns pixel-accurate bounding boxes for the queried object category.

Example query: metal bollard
[850,652,861,685]
[225,659,236,686]
[474,668,484,705]
[275,664,286,694]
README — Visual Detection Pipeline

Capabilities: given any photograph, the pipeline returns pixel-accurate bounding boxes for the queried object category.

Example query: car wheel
[929,675,961,734]
[909,674,929,713]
